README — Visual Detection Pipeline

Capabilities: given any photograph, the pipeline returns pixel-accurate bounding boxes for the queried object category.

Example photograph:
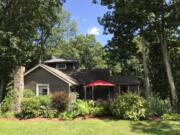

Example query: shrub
[73,100,92,116]
[20,96,53,119]
[91,101,111,116]
[58,100,93,120]
[51,92,70,112]
[0,89,16,113]
[145,95,172,117]
[2,112,15,118]
[161,114,180,121]
[111,92,146,120]
[58,111,76,120]
[23,89,35,98]
[0,110,2,118]
[58,100,111,120]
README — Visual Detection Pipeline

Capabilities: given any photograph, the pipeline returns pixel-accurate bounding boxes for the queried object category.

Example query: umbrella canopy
[85,80,115,87]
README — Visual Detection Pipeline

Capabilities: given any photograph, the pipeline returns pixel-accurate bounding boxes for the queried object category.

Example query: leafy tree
[95,0,180,111]
[0,0,65,108]
[27,9,77,69]
[49,34,107,70]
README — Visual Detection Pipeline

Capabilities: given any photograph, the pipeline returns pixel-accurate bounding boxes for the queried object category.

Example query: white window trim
[36,84,50,96]
[56,63,67,70]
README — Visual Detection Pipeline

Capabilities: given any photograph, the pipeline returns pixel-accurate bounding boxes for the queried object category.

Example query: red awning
[85,80,115,87]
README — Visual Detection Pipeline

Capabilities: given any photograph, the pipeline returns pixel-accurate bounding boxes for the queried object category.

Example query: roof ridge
[40,64,79,85]
[24,64,78,85]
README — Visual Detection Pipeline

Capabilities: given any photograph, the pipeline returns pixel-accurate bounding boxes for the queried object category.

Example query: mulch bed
[146,116,162,121]
[0,118,60,122]
[0,116,162,122]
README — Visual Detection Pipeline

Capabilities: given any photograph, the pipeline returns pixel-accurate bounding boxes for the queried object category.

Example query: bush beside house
[144,94,172,117]
[51,92,70,113]
[20,96,54,119]
[0,90,177,121]
[111,93,146,120]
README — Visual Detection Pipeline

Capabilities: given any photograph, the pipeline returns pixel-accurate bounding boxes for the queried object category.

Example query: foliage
[20,96,53,119]
[145,94,172,117]
[91,101,111,116]
[0,89,16,113]
[161,114,180,121]
[72,100,92,116]
[96,0,180,110]
[50,34,107,70]
[59,100,111,120]
[111,93,146,120]
[59,100,93,120]
[32,8,77,64]
[0,0,65,100]
[0,110,2,118]
[51,92,70,113]
[23,89,35,98]
[58,111,76,120]
[1,112,15,118]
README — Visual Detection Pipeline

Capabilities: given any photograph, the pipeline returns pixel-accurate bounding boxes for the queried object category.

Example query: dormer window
[56,63,67,70]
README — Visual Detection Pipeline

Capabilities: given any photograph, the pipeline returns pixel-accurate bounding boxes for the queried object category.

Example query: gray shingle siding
[24,67,69,94]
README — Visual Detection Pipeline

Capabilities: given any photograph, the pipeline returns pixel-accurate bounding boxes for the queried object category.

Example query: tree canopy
[49,34,107,70]
[0,0,64,100]
[96,0,180,111]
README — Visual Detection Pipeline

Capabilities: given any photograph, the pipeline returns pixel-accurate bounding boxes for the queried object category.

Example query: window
[36,84,49,96]
[56,63,67,69]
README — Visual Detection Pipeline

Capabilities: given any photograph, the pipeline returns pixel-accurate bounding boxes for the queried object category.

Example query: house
[44,57,78,74]
[24,64,78,96]
[23,57,140,99]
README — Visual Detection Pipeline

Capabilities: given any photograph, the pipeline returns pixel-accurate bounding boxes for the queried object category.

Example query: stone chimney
[14,66,25,113]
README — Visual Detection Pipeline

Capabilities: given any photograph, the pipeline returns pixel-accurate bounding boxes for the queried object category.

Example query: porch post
[118,85,121,95]
[92,87,94,100]
[84,86,87,99]
[127,85,130,92]
[137,85,140,96]
[109,88,111,100]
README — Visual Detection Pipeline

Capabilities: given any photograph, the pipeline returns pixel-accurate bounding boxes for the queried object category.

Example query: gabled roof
[44,58,78,64]
[69,69,139,85]
[109,75,140,85]
[25,64,79,86]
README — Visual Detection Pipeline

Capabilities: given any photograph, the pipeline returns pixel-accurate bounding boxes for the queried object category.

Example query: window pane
[38,86,48,95]
[56,64,66,69]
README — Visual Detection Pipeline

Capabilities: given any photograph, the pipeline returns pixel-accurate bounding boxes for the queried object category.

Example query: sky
[64,0,112,45]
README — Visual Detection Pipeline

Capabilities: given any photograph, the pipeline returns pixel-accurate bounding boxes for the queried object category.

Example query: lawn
[0,119,180,135]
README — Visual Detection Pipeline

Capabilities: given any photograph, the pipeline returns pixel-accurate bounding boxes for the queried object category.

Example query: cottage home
[21,58,140,100]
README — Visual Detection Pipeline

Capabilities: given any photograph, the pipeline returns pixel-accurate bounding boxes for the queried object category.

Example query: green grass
[0,119,180,135]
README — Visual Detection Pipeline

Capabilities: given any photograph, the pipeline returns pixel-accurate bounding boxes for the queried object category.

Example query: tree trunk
[14,66,25,113]
[142,37,151,97]
[0,79,5,102]
[160,34,178,112]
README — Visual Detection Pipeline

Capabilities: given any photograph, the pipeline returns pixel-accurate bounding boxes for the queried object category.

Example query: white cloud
[88,27,101,35]
[82,19,88,22]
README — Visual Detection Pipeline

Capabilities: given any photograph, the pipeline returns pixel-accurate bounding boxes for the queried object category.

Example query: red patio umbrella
[84,80,115,100]
[85,80,115,87]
